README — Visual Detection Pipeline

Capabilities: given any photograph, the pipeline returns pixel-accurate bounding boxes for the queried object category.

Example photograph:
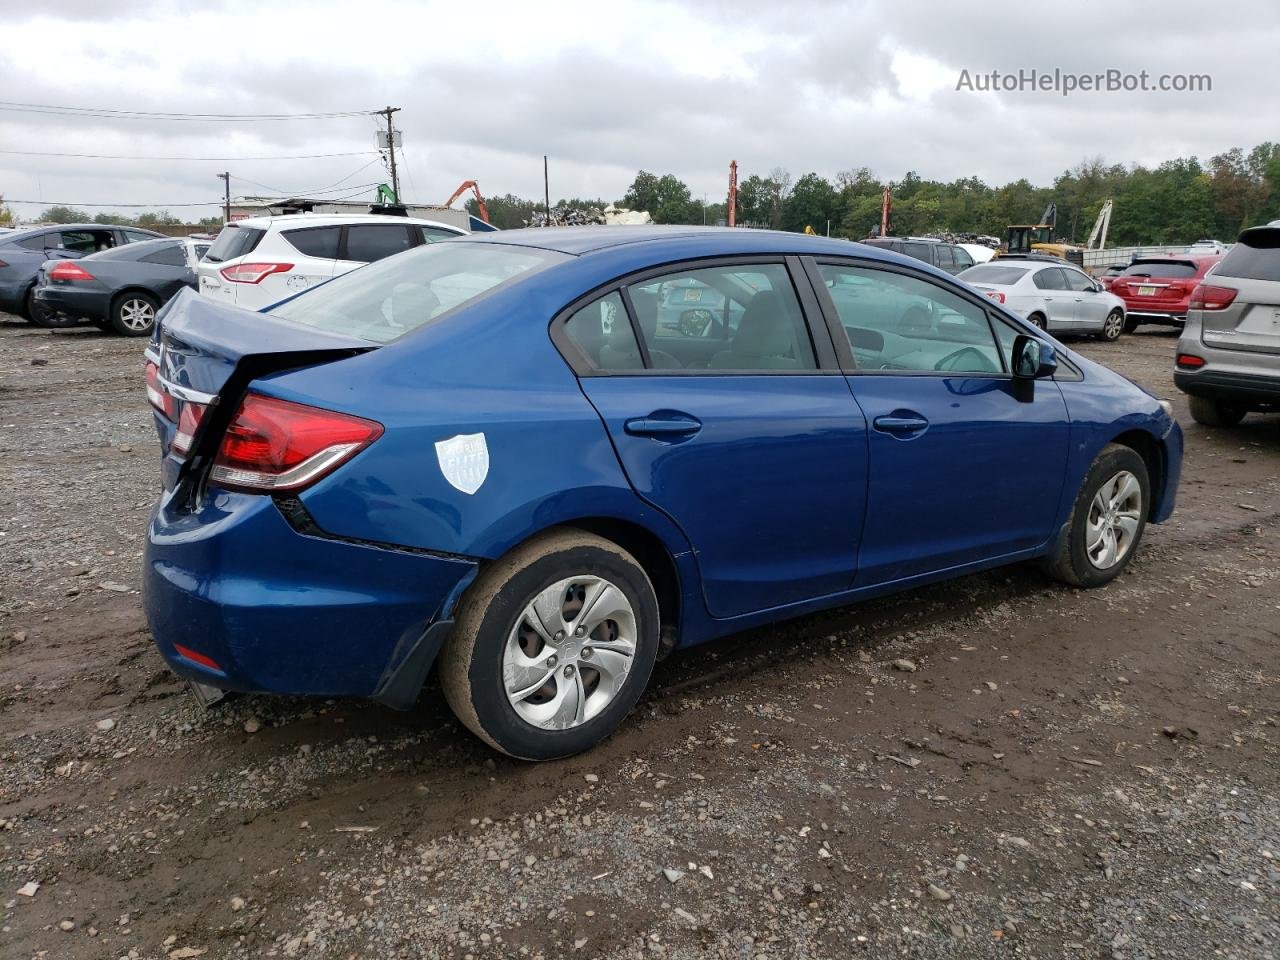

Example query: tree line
[470,142,1280,245]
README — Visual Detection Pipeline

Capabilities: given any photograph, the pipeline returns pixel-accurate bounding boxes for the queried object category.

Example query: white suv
[197,214,466,311]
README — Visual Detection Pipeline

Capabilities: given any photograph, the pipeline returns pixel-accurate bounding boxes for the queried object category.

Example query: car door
[1031,266,1077,328]
[1063,267,1108,328]
[556,258,869,619]
[808,258,1070,586]
[278,225,342,293]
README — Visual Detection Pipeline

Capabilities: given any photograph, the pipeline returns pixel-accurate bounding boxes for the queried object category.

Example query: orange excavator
[444,180,491,225]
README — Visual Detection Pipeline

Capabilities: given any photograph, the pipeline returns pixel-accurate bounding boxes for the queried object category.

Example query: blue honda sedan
[143,227,1182,760]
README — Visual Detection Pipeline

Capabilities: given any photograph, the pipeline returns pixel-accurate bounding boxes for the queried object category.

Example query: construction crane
[1086,199,1114,250]
[444,181,491,225]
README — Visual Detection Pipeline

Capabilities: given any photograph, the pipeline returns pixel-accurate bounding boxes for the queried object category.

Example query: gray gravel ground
[1,313,1277,960]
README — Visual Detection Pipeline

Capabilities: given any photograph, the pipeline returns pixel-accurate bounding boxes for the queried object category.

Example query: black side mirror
[1011,335,1058,402]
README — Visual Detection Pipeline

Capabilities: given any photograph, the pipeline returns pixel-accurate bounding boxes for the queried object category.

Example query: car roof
[457,225,877,258]
[225,213,465,232]
[1130,254,1220,263]
[0,223,134,241]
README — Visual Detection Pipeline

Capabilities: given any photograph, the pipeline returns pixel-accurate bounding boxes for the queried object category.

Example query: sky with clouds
[1,0,1276,219]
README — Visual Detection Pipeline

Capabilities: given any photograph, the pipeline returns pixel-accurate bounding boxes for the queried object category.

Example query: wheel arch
[1108,428,1165,521]
[110,286,161,313]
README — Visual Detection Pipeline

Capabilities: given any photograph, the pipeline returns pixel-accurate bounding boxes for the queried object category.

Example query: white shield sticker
[434,433,489,495]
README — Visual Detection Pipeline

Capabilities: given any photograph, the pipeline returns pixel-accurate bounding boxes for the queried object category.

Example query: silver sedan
[958,260,1127,341]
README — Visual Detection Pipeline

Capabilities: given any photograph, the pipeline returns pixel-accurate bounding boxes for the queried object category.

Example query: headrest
[732,292,791,357]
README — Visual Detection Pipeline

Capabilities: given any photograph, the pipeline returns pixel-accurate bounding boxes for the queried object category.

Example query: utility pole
[217,171,230,224]
[543,155,550,227]
[727,160,738,228]
[379,106,401,200]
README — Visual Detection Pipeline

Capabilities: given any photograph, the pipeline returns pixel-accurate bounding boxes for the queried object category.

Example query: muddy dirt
[1,314,1277,960]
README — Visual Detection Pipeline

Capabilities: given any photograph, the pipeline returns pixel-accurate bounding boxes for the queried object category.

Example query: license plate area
[1137,285,1157,296]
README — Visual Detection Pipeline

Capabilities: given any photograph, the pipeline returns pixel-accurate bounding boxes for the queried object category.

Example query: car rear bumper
[34,284,109,321]
[1174,368,1280,405]
[1126,310,1187,324]
[144,490,477,704]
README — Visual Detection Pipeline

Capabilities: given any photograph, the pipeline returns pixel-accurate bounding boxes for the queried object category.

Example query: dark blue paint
[143,227,1183,706]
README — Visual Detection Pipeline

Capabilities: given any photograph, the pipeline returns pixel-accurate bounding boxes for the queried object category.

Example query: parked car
[860,237,977,275]
[197,214,467,311]
[1186,239,1228,256]
[957,242,996,265]
[0,224,164,321]
[1109,255,1222,331]
[1094,265,1127,291]
[957,261,1127,340]
[32,237,210,336]
[1174,223,1280,426]
[143,227,1182,760]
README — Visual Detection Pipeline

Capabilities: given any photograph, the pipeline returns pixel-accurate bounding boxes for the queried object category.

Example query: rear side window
[419,226,461,243]
[899,242,930,263]
[123,229,157,243]
[205,225,264,263]
[343,224,414,263]
[17,233,55,250]
[283,226,341,259]
[1033,268,1068,290]
[266,242,566,343]
[1121,260,1198,279]
[141,245,187,267]
[562,292,639,371]
[1215,237,1280,281]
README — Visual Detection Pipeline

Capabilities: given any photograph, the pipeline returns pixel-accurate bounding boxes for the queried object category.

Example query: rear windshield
[1216,233,1280,281]
[266,241,567,343]
[204,225,265,264]
[959,264,1029,284]
[1121,260,1198,278]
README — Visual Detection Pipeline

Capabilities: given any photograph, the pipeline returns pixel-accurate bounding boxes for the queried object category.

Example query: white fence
[1083,245,1227,270]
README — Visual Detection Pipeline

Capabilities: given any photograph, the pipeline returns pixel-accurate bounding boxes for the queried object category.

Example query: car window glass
[1032,267,1068,290]
[141,245,187,267]
[563,292,638,371]
[123,229,156,243]
[1062,269,1097,292]
[18,233,56,250]
[626,263,814,372]
[193,244,210,261]
[1121,260,1198,279]
[419,226,460,243]
[1208,241,1279,281]
[343,224,414,263]
[954,247,974,270]
[960,264,1028,284]
[283,226,341,259]
[60,231,103,254]
[936,246,956,271]
[204,225,264,263]
[818,263,1003,374]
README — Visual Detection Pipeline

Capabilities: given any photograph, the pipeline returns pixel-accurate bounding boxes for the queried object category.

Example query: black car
[859,237,977,275]
[0,223,164,321]
[33,238,209,336]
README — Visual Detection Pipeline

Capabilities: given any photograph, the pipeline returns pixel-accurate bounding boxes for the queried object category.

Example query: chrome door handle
[873,415,929,434]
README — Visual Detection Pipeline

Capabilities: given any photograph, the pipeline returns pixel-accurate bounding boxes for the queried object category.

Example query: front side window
[1062,269,1098,292]
[818,263,1003,375]
[59,231,99,254]
[343,224,414,263]
[625,263,815,371]
[267,241,565,343]
[562,292,640,370]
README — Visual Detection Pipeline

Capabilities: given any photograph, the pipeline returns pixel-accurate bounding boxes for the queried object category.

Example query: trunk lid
[1199,229,1280,355]
[147,288,375,491]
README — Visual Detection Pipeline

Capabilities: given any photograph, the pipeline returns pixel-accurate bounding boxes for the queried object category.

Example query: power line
[230,156,383,197]
[4,199,222,208]
[0,100,377,122]
[0,148,380,161]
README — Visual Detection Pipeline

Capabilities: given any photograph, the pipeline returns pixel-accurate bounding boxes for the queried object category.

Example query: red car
[1110,255,1222,331]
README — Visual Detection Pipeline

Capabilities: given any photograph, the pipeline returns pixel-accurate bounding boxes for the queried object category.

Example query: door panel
[579,375,868,617]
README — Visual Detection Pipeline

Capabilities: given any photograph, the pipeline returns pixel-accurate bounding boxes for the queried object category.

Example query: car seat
[708,292,800,369]
[599,289,681,369]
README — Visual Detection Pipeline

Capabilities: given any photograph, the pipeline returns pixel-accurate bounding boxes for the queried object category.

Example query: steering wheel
[678,308,715,338]
[934,346,998,374]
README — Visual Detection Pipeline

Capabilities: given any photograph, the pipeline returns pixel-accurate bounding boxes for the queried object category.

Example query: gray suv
[1175,223,1280,426]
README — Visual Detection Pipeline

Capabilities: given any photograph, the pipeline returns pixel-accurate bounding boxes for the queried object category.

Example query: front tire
[1026,312,1047,331]
[1188,395,1246,427]
[440,530,660,760]
[111,292,159,336]
[1100,309,1124,342]
[1042,444,1149,588]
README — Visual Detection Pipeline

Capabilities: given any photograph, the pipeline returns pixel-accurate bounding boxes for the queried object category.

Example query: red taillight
[144,360,179,420]
[219,262,293,284]
[210,393,382,492]
[983,290,1006,304]
[1176,353,1206,369]
[49,260,95,282]
[174,643,222,671]
[1188,284,1237,311]
[171,402,207,456]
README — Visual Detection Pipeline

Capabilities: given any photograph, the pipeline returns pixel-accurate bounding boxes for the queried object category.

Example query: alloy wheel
[1085,470,1143,569]
[119,298,155,332]
[502,575,637,730]
[1103,311,1123,341]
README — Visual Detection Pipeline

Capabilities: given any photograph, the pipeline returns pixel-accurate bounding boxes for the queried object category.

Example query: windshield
[267,241,567,342]
[958,264,1029,284]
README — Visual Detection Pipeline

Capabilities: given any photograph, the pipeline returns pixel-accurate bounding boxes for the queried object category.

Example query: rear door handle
[624,414,702,438]
[873,414,929,434]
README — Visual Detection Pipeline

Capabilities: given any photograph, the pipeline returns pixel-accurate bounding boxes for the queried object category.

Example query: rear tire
[1042,444,1149,589]
[1188,395,1247,427]
[1026,312,1047,331]
[26,288,78,329]
[110,292,159,337]
[439,529,660,760]
[1100,309,1124,342]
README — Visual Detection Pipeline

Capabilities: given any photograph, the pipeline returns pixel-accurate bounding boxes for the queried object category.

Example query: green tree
[782,172,837,233]
[467,193,537,229]
[93,212,130,225]
[651,174,697,224]
[0,195,13,224]
[135,210,182,227]
[620,171,661,216]
[39,205,89,223]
